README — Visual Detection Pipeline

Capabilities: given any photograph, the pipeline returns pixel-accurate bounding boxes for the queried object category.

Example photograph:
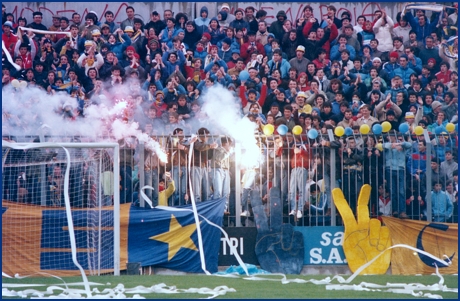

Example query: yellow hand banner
[332,184,392,274]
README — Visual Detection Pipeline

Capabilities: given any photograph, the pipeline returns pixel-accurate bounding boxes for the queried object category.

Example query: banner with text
[294,226,347,265]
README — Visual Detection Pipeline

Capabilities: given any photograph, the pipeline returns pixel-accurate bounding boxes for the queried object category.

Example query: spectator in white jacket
[373,9,394,56]
[393,12,412,44]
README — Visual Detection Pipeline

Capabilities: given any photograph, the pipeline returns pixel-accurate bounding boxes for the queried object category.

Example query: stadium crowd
[1,3,458,225]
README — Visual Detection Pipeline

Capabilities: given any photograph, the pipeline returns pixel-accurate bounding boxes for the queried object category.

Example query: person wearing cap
[382,51,400,75]
[282,27,307,60]
[392,54,416,86]
[330,34,356,61]
[220,3,235,23]
[144,11,166,37]
[77,39,104,77]
[229,8,249,32]
[294,91,313,115]
[239,76,267,114]
[2,21,17,56]
[48,15,62,42]
[289,45,310,73]
[99,23,111,41]
[355,104,378,127]
[240,31,265,63]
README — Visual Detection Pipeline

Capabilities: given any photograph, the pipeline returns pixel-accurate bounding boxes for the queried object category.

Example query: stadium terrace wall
[8,2,412,28]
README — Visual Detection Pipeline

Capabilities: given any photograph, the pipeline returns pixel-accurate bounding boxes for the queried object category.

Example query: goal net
[2,141,120,277]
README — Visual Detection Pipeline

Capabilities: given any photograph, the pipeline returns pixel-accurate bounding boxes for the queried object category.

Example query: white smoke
[201,85,261,168]
[2,82,167,162]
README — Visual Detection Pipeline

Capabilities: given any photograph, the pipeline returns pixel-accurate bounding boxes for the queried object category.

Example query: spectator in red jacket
[2,21,17,56]
[240,31,265,64]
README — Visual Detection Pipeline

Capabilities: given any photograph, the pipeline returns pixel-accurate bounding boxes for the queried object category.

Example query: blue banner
[294,226,347,265]
[127,198,226,273]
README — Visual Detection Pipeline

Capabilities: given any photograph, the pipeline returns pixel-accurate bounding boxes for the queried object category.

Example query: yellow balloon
[263,124,274,136]
[360,124,370,134]
[446,123,455,133]
[292,125,303,135]
[376,143,383,151]
[414,126,424,136]
[381,121,391,133]
[334,126,345,137]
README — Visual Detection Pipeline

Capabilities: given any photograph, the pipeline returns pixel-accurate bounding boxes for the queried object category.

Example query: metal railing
[2,131,458,225]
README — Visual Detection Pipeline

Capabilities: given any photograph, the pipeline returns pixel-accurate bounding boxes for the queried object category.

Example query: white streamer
[139,185,155,208]
[186,139,211,275]
[2,40,21,71]
[18,26,71,38]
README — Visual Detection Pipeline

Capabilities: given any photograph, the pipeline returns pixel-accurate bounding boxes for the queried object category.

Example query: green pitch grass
[2,274,458,299]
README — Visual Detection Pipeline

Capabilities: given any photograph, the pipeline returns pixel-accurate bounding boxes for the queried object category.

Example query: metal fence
[2,131,458,226]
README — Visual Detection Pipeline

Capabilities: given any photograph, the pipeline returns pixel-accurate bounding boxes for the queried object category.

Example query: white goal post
[2,141,120,277]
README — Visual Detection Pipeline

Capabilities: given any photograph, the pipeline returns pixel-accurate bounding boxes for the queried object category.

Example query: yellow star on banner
[150,214,199,261]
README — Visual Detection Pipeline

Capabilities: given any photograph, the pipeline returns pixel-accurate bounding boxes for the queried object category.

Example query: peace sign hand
[332,184,392,274]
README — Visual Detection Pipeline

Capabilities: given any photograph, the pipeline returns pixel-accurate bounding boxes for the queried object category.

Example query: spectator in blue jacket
[159,18,180,45]
[383,131,412,218]
[162,50,186,77]
[194,6,210,35]
[404,11,440,42]
[392,54,416,86]
[330,34,356,61]
[267,49,291,79]
[430,181,453,222]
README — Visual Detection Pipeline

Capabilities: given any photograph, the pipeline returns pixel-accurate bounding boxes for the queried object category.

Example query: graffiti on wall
[5,2,405,27]
[227,2,405,25]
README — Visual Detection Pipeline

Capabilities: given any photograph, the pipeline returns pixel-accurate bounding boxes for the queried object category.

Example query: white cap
[297,91,307,98]
[296,45,305,52]
[124,26,134,32]
[221,3,230,10]
[372,57,382,63]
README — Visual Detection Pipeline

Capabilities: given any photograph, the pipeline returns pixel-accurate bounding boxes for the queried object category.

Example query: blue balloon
[345,127,353,136]
[307,129,318,139]
[398,123,409,133]
[372,124,383,135]
[435,126,444,134]
[239,70,250,81]
[277,124,288,135]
